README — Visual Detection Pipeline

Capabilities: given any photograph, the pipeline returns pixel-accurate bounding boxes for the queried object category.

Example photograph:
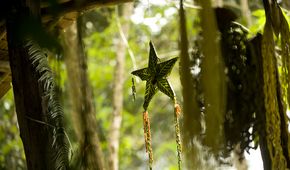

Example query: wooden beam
[0,73,11,99]
[41,0,70,8]
[0,60,10,72]
[0,72,10,84]
[42,0,133,22]
[0,24,5,40]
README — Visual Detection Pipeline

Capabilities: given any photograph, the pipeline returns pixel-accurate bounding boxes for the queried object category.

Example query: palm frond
[25,40,70,169]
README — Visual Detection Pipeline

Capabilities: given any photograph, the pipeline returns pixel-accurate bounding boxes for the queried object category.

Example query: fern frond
[25,39,70,169]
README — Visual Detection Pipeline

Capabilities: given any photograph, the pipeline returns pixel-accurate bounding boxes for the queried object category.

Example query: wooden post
[6,0,51,169]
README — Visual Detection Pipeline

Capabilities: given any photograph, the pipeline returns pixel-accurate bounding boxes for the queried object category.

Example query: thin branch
[115,6,137,71]
[26,116,55,128]
[26,116,73,155]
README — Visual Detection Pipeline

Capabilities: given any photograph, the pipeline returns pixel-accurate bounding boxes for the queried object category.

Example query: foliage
[0,91,26,170]
[26,40,70,169]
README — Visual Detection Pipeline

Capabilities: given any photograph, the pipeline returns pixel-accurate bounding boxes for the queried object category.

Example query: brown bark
[41,0,133,22]
[6,0,53,169]
[62,17,105,170]
[108,4,133,170]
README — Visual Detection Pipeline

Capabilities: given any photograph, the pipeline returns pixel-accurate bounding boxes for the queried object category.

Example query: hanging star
[131,41,178,110]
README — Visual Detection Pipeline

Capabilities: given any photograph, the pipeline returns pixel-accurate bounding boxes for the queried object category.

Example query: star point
[131,41,178,110]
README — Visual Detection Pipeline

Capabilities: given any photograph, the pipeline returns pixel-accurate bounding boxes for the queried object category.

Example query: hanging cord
[143,111,153,170]
[173,98,182,170]
[131,77,136,101]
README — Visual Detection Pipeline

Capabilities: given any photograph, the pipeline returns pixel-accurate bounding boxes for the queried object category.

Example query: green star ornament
[131,41,182,170]
[131,41,178,110]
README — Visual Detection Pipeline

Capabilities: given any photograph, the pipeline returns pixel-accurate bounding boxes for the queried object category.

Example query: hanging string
[131,77,136,101]
[143,110,153,170]
[173,98,182,170]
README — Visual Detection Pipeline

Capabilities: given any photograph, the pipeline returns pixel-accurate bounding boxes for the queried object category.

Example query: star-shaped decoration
[131,41,178,110]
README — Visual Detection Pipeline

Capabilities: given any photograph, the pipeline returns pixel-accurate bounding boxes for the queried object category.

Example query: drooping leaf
[262,1,290,167]
[262,19,287,169]
[276,7,290,166]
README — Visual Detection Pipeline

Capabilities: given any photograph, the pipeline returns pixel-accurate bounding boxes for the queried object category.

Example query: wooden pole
[6,0,52,169]
[2,0,133,169]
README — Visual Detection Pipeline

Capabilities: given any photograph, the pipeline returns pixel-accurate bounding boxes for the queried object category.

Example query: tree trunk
[108,4,133,170]
[62,17,105,170]
[6,0,51,169]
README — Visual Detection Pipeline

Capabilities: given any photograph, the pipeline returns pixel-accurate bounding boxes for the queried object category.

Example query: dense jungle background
[1,0,290,169]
